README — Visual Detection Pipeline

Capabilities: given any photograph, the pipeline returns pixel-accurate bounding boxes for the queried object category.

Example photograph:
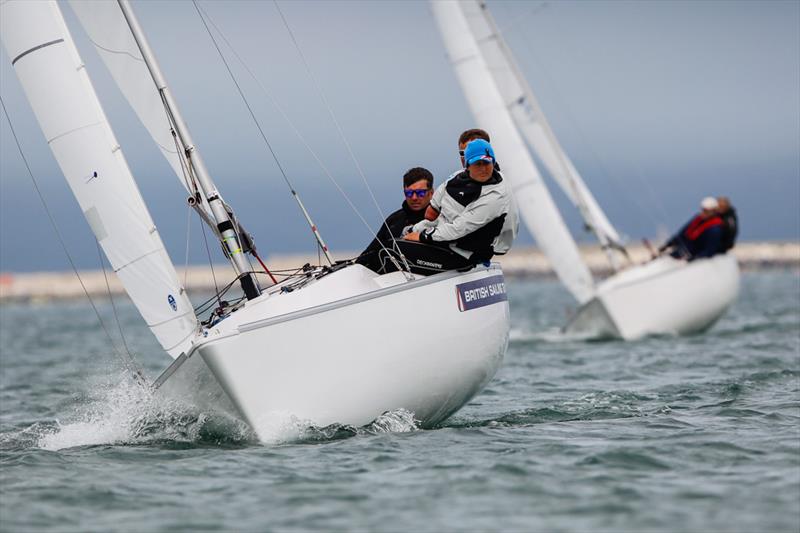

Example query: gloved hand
[401,224,414,236]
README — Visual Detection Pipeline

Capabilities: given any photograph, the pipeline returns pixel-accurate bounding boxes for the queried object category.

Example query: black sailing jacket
[356,201,426,266]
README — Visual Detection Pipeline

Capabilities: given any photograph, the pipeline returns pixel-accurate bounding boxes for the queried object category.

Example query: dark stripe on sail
[11,39,64,66]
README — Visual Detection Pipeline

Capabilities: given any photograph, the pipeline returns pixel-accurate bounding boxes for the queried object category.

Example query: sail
[431,0,594,303]
[459,0,624,252]
[1,0,197,357]
[67,0,198,200]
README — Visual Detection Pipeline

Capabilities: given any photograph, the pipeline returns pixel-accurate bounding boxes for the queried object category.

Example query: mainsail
[0,0,197,357]
[431,0,594,303]
[459,1,625,256]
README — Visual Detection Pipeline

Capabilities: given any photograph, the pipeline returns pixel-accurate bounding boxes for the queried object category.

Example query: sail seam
[159,326,197,352]
[85,36,143,63]
[11,38,64,66]
[113,247,166,273]
[148,309,195,328]
[46,121,104,145]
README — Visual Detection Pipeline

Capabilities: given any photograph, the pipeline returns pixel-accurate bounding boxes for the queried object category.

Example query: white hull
[156,265,510,439]
[564,254,740,340]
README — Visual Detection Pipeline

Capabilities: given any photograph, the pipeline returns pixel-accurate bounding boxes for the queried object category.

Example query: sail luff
[462,1,625,256]
[1,0,198,358]
[431,0,594,303]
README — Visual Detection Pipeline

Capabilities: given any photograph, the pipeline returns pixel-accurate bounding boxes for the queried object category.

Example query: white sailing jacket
[412,169,518,260]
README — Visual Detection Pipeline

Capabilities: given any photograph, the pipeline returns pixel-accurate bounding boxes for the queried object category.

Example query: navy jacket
[720,207,738,252]
[665,214,724,261]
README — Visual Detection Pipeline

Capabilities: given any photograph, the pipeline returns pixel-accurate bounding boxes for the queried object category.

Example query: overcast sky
[1,0,798,272]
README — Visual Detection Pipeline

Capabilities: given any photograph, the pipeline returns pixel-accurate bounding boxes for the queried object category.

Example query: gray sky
[1,0,798,272]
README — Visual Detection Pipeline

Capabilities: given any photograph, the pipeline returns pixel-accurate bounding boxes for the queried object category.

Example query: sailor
[717,196,738,253]
[456,128,491,170]
[451,129,518,256]
[659,197,724,261]
[403,139,515,265]
[356,167,434,273]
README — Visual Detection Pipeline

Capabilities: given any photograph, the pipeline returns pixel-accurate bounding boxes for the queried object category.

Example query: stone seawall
[1,241,798,302]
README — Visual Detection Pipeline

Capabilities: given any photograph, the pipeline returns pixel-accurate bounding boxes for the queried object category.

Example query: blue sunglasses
[404,189,430,198]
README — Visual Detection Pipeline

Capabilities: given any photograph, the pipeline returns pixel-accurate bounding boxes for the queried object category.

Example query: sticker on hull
[456,275,507,312]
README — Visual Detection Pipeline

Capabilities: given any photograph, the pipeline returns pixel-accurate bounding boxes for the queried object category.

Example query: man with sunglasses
[356,167,434,272]
[403,139,515,266]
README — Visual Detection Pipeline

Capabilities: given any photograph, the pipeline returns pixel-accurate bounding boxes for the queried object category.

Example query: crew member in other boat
[717,196,738,252]
[356,167,434,273]
[402,139,515,269]
[659,197,724,261]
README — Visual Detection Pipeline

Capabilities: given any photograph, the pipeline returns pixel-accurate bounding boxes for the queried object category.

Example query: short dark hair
[403,167,434,188]
[458,128,490,146]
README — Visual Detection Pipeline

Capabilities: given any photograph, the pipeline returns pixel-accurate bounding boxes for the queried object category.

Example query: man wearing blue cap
[403,138,514,266]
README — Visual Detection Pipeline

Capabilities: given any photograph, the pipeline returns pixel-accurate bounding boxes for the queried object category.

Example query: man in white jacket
[404,139,514,264]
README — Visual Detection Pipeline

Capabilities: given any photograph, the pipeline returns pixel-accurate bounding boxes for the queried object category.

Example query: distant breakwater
[1,241,798,302]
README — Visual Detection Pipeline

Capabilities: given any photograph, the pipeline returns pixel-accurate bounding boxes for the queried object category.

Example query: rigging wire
[496,1,670,234]
[0,95,147,386]
[199,4,405,273]
[199,215,223,309]
[271,0,412,275]
[183,204,192,289]
[194,2,411,275]
[191,0,334,266]
[96,239,135,361]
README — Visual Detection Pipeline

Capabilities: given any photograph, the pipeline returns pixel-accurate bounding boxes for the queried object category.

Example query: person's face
[717,198,730,212]
[404,179,432,211]
[468,160,494,182]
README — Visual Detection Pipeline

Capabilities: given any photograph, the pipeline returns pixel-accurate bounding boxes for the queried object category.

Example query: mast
[117,0,260,299]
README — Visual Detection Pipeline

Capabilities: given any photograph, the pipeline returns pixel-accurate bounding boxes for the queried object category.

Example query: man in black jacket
[717,196,738,252]
[356,167,433,273]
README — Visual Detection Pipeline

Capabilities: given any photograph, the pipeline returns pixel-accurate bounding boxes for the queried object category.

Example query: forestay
[0,0,197,357]
[431,0,594,303]
[459,0,624,255]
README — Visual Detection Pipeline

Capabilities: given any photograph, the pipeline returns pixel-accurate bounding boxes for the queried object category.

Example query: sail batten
[1,0,197,358]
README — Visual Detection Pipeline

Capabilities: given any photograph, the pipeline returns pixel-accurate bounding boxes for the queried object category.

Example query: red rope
[253,251,278,285]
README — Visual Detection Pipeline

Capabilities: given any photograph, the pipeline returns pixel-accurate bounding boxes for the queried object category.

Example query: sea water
[1,271,798,532]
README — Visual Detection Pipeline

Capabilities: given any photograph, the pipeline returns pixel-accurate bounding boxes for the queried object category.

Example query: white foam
[36,374,247,451]
[250,410,317,445]
[366,408,418,434]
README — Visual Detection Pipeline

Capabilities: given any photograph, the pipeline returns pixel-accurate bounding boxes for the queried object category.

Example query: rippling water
[1,271,798,532]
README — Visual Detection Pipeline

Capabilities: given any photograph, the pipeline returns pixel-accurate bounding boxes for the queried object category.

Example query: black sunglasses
[458,150,465,156]
[404,189,429,198]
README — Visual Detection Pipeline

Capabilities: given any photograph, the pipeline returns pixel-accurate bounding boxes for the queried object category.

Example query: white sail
[66,0,194,198]
[431,0,594,303]
[459,1,624,252]
[1,0,197,358]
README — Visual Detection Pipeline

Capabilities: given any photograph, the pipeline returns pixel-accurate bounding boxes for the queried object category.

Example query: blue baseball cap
[464,139,495,166]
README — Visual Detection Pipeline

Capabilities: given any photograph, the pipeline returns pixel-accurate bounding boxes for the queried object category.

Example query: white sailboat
[1,0,511,440]
[432,0,739,340]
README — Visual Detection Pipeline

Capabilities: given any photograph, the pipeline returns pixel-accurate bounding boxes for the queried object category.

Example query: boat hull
[564,254,740,340]
[158,265,509,439]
